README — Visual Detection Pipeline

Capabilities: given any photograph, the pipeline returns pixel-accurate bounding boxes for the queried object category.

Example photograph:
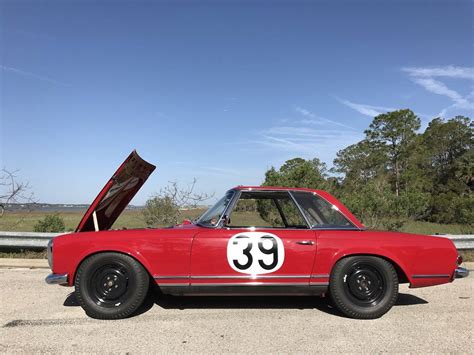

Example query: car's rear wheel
[329,255,398,319]
[74,252,149,319]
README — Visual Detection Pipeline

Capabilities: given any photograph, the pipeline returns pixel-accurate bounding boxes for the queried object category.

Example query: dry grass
[0,249,47,259]
[0,209,472,261]
[0,209,207,232]
[459,250,474,263]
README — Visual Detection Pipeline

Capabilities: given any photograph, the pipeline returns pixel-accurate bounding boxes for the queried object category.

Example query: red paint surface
[190,229,317,284]
[51,187,459,290]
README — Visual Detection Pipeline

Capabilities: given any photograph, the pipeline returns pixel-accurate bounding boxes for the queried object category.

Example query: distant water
[3,203,143,212]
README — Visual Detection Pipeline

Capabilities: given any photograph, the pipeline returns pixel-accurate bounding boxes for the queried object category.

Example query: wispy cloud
[1,65,66,86]
[402,65,474,116]
[337,98,396,117]
[172,162,240,177]
[295,106,357,130]
[402,66,474,80]
[256,126,363,155]
[337,97,434,120]
[265,126,343,140]
[205,166,241,175]
[411,77,471,108]
[248,107,363,159]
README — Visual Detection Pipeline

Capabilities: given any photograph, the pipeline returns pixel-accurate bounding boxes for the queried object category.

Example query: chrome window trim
[287,191,312,228]
[224,189,310,230]
[216,189,241,228]
[195,190,238,229]
[311,191,362,230]
[311,227,362,231]
[200,188,365,231]
[292,190,363,230]
[224,226,313,231]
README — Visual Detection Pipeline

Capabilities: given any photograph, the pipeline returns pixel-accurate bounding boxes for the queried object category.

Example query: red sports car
[46,151,469,319]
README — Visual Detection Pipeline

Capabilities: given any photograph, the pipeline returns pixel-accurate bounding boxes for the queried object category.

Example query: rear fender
[330,250,412,284]
[315,246,414,285]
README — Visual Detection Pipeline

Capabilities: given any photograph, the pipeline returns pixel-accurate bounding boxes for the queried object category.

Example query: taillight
[456,255,463,266]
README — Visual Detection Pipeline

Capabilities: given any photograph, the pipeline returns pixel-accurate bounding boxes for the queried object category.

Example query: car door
[190,190,317,293]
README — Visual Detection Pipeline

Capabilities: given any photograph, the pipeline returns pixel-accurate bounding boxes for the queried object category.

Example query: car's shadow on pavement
[395,293,428,306]
[63,289,428,319]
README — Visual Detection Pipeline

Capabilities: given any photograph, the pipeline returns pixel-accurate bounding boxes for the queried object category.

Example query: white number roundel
[227,232,285,274]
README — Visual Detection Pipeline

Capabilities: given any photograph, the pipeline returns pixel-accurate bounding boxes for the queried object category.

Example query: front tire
[329,256,398,319]
[74,252,149,319]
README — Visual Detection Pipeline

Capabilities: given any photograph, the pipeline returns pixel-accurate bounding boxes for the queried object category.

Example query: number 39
[227,232,285,274]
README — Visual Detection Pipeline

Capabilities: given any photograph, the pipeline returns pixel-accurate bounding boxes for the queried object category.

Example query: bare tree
[143,178,214,227]
[161,178,214,209]
[0,169,35,217]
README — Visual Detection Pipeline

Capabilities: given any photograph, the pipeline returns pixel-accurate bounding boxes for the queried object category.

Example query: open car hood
[76,150,156,232]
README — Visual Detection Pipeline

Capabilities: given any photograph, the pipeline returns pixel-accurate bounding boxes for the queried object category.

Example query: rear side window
[292,191,355,229]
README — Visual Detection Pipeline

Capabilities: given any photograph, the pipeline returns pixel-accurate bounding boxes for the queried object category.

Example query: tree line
[263,110,473,229]
[3,110,470,232]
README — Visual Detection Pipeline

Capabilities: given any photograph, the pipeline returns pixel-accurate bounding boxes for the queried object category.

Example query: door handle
[296,240,315,245]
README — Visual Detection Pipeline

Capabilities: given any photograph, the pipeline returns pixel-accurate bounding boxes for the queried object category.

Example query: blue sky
[1,0,473,204]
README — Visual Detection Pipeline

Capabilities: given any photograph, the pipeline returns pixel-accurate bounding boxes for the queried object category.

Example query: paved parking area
[0,266,473,353]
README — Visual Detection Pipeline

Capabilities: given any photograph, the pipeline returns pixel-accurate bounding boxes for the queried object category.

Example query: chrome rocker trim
[455,267,469,279]
[45,273,69,286]
[154,274,330,280]
[412,274,450,279]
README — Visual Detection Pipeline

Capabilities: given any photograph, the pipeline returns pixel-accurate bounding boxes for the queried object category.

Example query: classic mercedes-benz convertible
[46,151,469,319]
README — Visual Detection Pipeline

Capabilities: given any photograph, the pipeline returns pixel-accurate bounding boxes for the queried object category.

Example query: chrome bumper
[45,273,69,286]
[455,267,469,279]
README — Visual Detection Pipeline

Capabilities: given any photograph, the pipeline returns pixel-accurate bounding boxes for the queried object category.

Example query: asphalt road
[0,265,473,353]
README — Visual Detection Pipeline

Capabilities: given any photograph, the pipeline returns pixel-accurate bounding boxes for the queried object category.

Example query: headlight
[47,239,53,270]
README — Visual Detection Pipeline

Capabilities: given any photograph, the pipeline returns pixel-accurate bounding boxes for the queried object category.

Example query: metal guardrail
[438,235,474,250]
[0,231,473,249]
[0,231,65,248]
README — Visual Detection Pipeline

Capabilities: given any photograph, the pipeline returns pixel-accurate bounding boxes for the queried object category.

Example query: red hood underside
[76,150,156,232]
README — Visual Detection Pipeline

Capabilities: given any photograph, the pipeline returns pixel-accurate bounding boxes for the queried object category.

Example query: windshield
[196,190,235,227]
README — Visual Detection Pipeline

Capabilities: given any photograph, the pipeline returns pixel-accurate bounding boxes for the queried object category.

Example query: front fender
[51,228,194,287]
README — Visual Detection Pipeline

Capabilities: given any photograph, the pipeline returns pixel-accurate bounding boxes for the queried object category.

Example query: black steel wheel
[329,256,398,319]
[75,252,149,319]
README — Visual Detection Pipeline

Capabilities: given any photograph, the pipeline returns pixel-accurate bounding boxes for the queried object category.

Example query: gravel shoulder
[0,266,473,353]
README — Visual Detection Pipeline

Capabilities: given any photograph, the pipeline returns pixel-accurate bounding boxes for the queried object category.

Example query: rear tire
[329,255,398,319]
[74,252,149,319]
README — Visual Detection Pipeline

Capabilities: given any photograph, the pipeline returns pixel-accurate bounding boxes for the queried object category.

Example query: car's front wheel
[74,252,149,319]
[329,255,398,319]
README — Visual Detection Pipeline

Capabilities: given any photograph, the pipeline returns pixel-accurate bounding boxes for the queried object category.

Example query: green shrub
[142,195,180,227]
[33,213,66,233]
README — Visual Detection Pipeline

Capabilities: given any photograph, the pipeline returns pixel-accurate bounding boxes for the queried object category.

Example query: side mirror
[222,215,231,226]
